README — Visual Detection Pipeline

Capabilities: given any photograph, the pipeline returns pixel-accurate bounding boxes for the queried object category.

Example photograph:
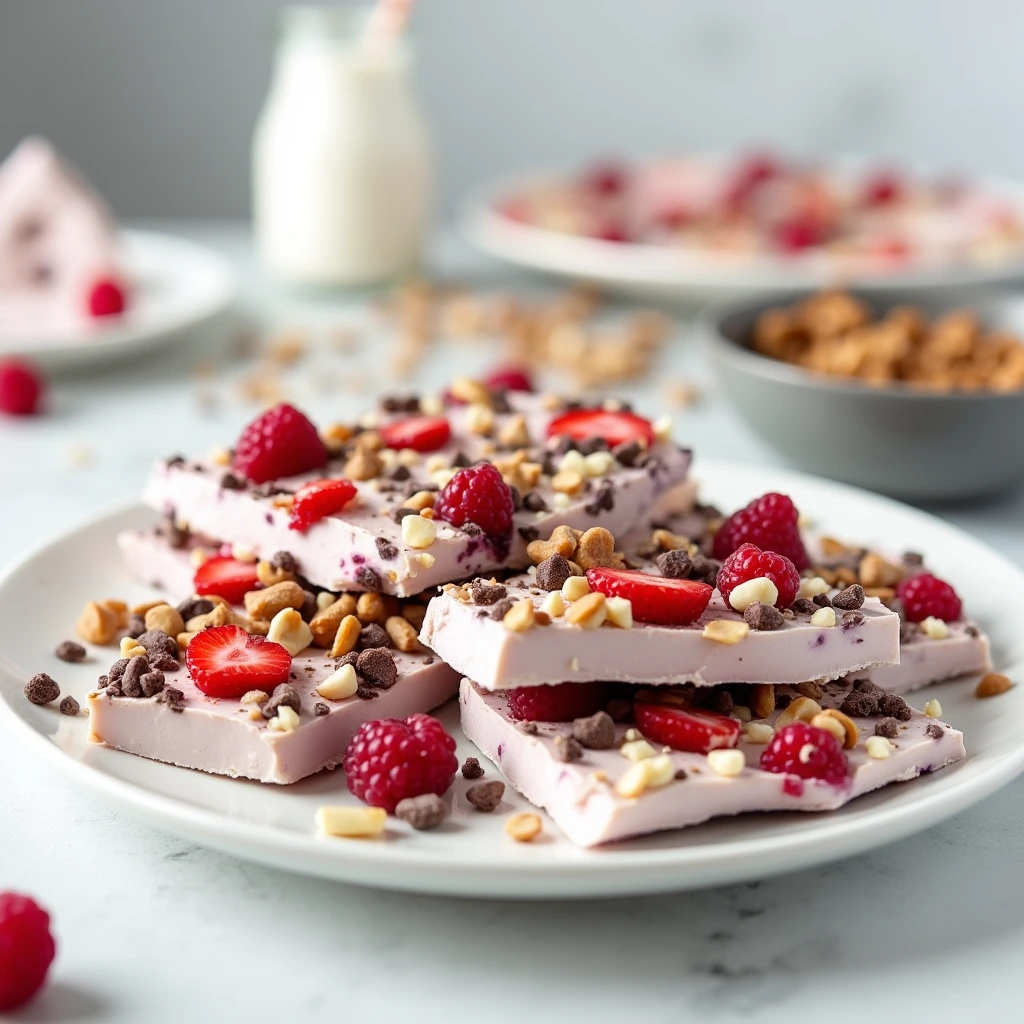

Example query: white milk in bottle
[253,5,431,287]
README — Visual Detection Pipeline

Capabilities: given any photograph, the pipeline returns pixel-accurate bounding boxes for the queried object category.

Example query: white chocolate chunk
[707,748,745,777]
[316,663,359,701]
[315,805,387,838]
[728,577,779,613]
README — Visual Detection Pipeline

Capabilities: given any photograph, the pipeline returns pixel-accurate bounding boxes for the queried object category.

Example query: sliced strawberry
[484,366,533,393]
[547,408,655,449]
[586,568,712,626]
[185,625,292,698]
[289,478,357,532]
[635,701,740,754]
[193,556,261,605]
[379,415,451,453]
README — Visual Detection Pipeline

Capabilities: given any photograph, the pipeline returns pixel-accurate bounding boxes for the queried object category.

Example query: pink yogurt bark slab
[421,573,900,689]
[142,393,690,598]
[87,648,459,785]
[460,679,965,847]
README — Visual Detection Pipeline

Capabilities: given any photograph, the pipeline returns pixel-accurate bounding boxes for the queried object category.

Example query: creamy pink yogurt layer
[421,573,900,689]
[460,679,965,847]
[88,649,459,785]
[142,394,690,598]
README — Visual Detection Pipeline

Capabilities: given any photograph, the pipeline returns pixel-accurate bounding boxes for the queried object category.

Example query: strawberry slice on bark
[380,415,451,453]
[586,568,712,626]
[193,556,261,605]
[635,701,741,754]
[186,625,292,698]
[289,478,357,532]
[547,408,655,449]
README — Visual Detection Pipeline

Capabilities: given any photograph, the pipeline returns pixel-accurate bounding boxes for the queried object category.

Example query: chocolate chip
[517,720,538,735]
[160,519,189,550]
[314,702,329,716]
[853,678,885,696]
[355,566,383,592]
[903,551,925,569]
[24,673,60,705]
[452,450,472,468]
[270,550,298,574]
[262,683,301,719]
[774,693,792,710]
[791,598,817,616]
[375,537,399,561]
[714,689,735,715]
[337,652,360,670]
[357,648,398,689]
[150,652,181,673]
[107,658,129,681]
[831,584,865,610]
[55,640,86,663]
[841,610,866,629]
[840,691,878,717]
[220,472,247,490]
[900,621,918,644]
[391,506,417,524]
[577,437,610,456]
[878,693,912,721]
[535,554,572,592]
[382,394,421,413]
[584,482,615,516]
[965,624,980,638]
[468,580,508,605]
[875,718,900,739]
[156,686,185,712]
[252,482,289,498]
[105,681,123,697]
[554,734,584,762]
[300,590,317,622]
[465,780,504,812]
[518,526,539,543]
[126,613,146,639]
[509,485,523,512]
[926,722,944,739]
[461,757,485,779]
[389,465,411,482]
[523,491,548,513]
[689,554,721,586]
[396,793,448,829]
[358,623,391,650]
[491,391,512,414]
[812,593,832,608]
[572,710,616,750]
[356,685,379,700]
[655,549,692,579]
[122,656,153,698]
[141,671,165,697]
[59,695,80,716]
[461,522,483,537]
[488,597,516,621]
[606,698,633,723]
[613,440,643,466]
[136,630,179,662]
[674,768,688,780]
[744,601,784,631]
[177,597,214,621]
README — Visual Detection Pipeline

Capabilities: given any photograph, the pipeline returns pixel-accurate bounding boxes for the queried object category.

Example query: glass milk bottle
[253,6,431,287]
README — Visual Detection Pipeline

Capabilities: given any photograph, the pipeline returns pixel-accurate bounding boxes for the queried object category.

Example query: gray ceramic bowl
[700,290,1024,502]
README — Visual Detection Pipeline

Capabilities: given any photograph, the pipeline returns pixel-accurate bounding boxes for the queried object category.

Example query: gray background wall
[1,0,1021,218]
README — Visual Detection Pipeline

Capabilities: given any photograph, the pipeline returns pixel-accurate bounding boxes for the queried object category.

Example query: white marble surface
[2,223,1023,1023]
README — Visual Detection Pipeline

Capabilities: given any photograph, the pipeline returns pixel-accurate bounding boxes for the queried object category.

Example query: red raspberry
[759,723,849,786]
[86,276,127,318]
[506,681,607,722]
[233,403,327,484]
[0,360,44,416]
[861,170,904,207]
[896,572,963,623]
[433,462,514,557]
[344,714,458,812]
[0,893,56,1011]
[716,543,800,609]
[712,492,809,570]
[484,366,533,393]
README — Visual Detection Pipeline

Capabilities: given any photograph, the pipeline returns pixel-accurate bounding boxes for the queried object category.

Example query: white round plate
[0,459,1021,899]
[0,229,235,369]
[462,170,1024,303]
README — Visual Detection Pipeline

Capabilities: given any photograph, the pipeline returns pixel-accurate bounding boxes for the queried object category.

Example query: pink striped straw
[361,0,414,47]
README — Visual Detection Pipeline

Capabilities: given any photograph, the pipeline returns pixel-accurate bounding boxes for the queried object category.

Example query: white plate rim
[1,462,1023,899]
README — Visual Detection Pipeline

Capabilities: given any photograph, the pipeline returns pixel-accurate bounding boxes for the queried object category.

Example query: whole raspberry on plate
[759,722,848,786]
[233,402,327,484]
[896,572,963,623]
[344,714,458,812]
[506,681,607,722]
[716,543,800,609]
[433,462,514,557]
[0,360,44,416]
[0,892,56,1011]
[712,492,809,570]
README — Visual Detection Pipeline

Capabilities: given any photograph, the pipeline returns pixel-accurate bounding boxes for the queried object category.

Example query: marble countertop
[2,222,1022,1023]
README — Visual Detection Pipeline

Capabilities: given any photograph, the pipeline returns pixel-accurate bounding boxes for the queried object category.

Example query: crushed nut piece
[76,601,118,646]
[566,591,607,629]
[503,599,536,633]
[315,805,387,838]
[776,696,823,729]
[702,620,749,645]
[976,673,1012,698]
[865,735,893,760]
[267,608,313,656]
[505,812,542,842]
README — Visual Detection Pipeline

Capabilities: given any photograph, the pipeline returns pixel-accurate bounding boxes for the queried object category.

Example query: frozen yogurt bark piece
[421,572,900,689]
[459,679,965,847]
[142,391,690,598]
[88,647,459,785]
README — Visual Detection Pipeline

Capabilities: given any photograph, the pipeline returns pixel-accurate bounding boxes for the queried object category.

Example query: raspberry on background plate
[712,492,810,570]
[0,892,56,1011]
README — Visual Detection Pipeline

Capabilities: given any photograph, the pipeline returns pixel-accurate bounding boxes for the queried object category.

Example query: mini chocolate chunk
[382,394,421,413]
[121,656,151,698]
[105,681,123,697]
[584,482,615,516]
[389,465,411,482]
[391,506,417,524]
[220,471,247,490]
[517,720,538,735]
[812,593,832,608]
[359,623,391,650]
[270,550,298,574]
[356,685,379,701]
[965,624,980,638]
[356,566,383,592]
[300,591,317,622]
[874,717,900,739]
[461,756,485,779]
[461,522,483,537]
[262,682,301,719]
[136,630,179,662]
[177,597,214,621]
[655,549,692,580]
[465,780,505,812]
[790,598,818,616]
[523,491,548,513]
[577,437,609,456]
[572,710,616,750]
[151,652,181,673]
[509,485,523,512]
[903,551,925,569]
[55,640,86,663]
[126,613,147,639]
[774,692,792,710]
[487,597,516,621]
[156,686,185,712]
[337,651,360,670]
[59,695,80,716]
[535,554,572,592]
[840,691,878,718]
[714,688,735,715]
[396,793,448,829]
[853,678,885,697]
[841,610,866,629]
[606,698,633,723]
[24,673,60,705]
[613,439,643,466]
[375,537,399,561]
[554,734,584,762]
[831,584,865,611]
[926,722,945,739]
[744,601,784,631]
[469,580,508,605]
[451,451,472,468]
[517,526,539,543]
[141,671,165,697]
[900,621,918,644]
[107,658,129,681]
[357,648,398,689]
[314,702,329,716]
[689,554,720,586]
[877,693,913,721]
